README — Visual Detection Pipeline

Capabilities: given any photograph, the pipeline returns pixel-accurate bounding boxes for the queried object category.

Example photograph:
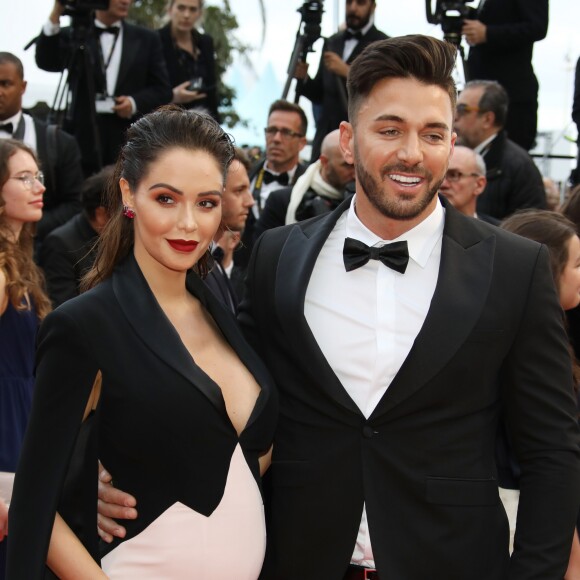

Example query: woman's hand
[172,81,208,105]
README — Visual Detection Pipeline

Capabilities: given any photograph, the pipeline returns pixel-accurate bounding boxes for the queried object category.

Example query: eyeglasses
[445,169,481,182]
[455,104,482,117]
[10,171,45,189]
[264,126,304,139]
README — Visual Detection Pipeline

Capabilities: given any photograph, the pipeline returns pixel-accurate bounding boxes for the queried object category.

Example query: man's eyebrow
[373,115,450,132]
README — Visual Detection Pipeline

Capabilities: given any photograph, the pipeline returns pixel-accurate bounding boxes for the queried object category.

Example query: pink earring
[123,205,136,219]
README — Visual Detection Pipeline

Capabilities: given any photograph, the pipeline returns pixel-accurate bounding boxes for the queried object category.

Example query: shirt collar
[345,195,445,269]
[263,161,298,181]
[94,19,122,29]
[474,132,497,156]
[0,110,22,129]
[346,16,374,37]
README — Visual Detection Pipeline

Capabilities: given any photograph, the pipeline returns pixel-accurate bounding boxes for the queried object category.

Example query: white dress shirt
[251,162,299,218]
[0,111,37,151]
[304,195,445,567]
[343,18,374,62]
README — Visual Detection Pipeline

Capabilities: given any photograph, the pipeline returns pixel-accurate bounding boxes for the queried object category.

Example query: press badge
[95,95,115,114]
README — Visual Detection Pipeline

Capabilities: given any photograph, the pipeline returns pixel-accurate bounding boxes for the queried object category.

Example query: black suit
[239,197,580,579]
[467,0,548,150]
[300,25,388,160]
[477,130,546,220]
[35,22,172,171]
[32,117,84,241]
[7,254,277,578]
[38,212,98,308]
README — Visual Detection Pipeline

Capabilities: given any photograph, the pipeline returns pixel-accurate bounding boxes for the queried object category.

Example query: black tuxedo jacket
[467,0,548,104]
[240,198,580,579]
[38,212,98,308]
[300,25,388,160]
[32,117,83,240]
[35,22,172,169]
[478,130,546,220]
[7,254,277,578]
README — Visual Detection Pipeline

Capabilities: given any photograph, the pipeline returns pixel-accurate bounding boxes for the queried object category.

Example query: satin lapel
[275,200,361,415]
[370,206,497,420]
[186,272,274,432]
[112,255,226,413]
[116,23,138,94]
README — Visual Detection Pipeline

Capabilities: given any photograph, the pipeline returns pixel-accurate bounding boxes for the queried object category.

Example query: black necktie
[263,171,289,186]
[96,26,120,36]
[0,122,13,134]
[343,237,409,274]
[344,30,363,41]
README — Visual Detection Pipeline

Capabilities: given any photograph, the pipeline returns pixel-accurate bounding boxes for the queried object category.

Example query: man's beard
[354,151,443,221]
[346,11,371,31]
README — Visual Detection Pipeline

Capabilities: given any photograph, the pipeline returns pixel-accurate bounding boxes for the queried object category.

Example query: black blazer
[239,197,580,579]
[158,24,219,120]
[7,254,277,578]
[35,22,172,169]
[478,130,546,219]
[300,25,388,160]
[32,117,83,240]
[38,212,99,308]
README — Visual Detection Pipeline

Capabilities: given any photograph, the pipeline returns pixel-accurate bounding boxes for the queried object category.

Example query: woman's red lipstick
[167,239,199,252]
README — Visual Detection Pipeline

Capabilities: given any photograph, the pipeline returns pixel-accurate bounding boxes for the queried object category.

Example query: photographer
[35,0,172,174]
[293,0,387,161]
[462,0,548,151]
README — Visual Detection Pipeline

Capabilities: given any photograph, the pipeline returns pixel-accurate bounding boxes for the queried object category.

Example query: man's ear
[339,121,354,165]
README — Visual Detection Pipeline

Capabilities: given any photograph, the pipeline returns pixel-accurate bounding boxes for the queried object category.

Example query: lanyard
[97,27,120,96]
[252,166,266,213]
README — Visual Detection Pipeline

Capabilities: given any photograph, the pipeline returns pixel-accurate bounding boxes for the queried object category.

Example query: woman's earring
[123,205,136,219]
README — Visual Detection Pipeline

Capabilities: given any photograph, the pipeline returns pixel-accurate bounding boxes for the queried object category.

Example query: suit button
[362,426,375,439]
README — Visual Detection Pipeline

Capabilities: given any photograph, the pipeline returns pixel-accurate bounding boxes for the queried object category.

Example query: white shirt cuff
[43,20,60,36]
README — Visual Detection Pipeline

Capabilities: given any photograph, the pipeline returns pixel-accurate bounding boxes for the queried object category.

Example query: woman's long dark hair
[82,105,234,291]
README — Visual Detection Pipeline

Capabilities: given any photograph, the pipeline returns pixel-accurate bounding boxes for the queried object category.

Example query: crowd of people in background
[1,0,580,578]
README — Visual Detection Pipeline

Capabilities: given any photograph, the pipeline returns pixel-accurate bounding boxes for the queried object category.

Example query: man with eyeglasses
[236,99,308,268]
[439,145,498,225]
[454,80,545,221]
[0,52,83,244]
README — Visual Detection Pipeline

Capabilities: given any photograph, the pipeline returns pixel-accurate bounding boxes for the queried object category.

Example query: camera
[297,1,324,52]
[425,0,477,46]
[57,0,110,17]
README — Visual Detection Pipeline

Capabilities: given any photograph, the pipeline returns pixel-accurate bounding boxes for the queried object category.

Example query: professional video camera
[425,0,477,47]
[57,0,109,17]
[282,1,325,101]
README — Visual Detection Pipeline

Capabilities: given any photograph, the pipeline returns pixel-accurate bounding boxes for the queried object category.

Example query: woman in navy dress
[0,139,51,579]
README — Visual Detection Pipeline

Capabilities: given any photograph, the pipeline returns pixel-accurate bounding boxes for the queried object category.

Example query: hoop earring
[123,205,136,219]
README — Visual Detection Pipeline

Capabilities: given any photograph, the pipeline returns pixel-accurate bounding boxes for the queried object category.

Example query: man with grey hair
[439,145,498,224]
[453,80,545,220]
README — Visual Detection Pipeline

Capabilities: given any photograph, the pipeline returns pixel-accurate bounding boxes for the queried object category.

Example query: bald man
[253,129,355,240]
[439,145,499,225]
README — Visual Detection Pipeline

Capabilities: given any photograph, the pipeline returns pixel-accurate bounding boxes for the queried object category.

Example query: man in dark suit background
[293,0,388,161]
[0,52,83,242]
[36,0,172,174]
[462,0,548,151]
[454,80,546,220]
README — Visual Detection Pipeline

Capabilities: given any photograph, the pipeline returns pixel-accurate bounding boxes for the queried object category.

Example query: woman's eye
[199,199,219,209]
[156,194,174,205]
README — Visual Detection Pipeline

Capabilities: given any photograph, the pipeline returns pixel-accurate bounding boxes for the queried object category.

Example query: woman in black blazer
[159,0,219,120]
[6,107,277,578]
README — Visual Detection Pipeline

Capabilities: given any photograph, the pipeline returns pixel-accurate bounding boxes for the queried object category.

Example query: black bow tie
[0,122,13,134]
[96,25,120,36]
[263,170,289,186]
[344,30,363,41]
[212,246,225,263]
[343,237,409,274]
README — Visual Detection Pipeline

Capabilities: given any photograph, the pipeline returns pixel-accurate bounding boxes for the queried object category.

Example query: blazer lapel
[370,204,497,419]
[275,199,362,415]
[116,23,138,94]
[112,254,226,413]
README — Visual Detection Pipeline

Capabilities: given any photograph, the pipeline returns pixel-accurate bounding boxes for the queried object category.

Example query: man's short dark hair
[0,52,24,79]
[232,146,251,172]
[82,165,114,219]
[268,99,308,136]
[464,80,509,129]
[347,35,457,124]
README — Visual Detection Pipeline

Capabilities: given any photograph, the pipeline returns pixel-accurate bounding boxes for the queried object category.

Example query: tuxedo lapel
[370,205,497,419]
[116,23,139,94]
[275,200,362,415]
[112,254,226,413]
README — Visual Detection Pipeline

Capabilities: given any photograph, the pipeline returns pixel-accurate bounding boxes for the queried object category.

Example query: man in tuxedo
[36,0,172,174]
[454,80,546,221]
[294,0,388,161]
[439,145,498,224]
[0,52,83,242]
[236,99,308,268]
[462,0,548,151]
[96,35,580,579]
